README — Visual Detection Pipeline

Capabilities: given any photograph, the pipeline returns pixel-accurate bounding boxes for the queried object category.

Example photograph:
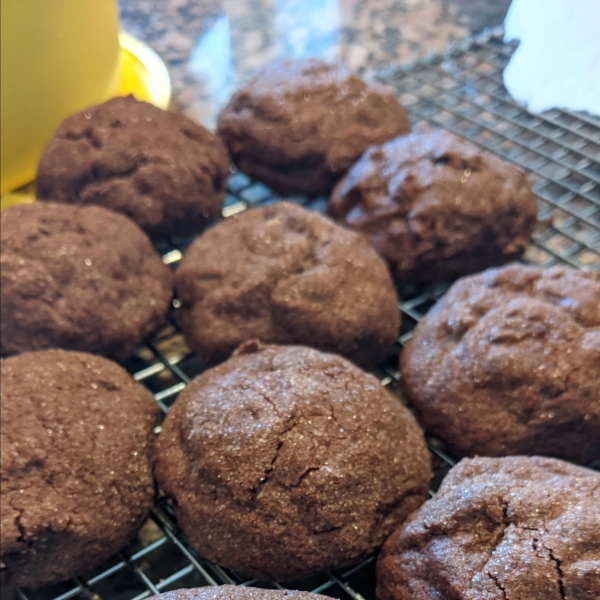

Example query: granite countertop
[119,0,511,127]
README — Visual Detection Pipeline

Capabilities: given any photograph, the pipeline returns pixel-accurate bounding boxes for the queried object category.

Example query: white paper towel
[503,0,600,115]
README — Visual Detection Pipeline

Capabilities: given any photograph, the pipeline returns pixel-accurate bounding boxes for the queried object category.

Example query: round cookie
[175,201,400,367]
[1,201,173,359]
[1,349,158,588]
[36,95,230,239]
[377,456,600,600]
[400,264,600,463]
[217,58,410,197]
[155,342,431,582]
[327,128,537,284]
[153,586,333,600]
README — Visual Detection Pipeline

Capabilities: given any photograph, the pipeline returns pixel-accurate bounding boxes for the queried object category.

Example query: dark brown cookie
[217,59,410,197]
[1,201,173,359]
[377,456,600,600]
[400,264,600,463]
[155,342,430,582]
[175,201,400,367]
[36,95,230,239]
[0,349,158,588]
[154,586,333,600]
[327,128,537,284]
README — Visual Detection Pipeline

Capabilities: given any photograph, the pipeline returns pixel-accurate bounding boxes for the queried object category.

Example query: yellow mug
[1,0,121,195]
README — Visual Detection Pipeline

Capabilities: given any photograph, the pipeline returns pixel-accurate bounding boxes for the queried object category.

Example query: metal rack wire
[14,30,599,600]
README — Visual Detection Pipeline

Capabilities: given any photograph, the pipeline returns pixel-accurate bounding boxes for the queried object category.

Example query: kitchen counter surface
[119,0,511,126]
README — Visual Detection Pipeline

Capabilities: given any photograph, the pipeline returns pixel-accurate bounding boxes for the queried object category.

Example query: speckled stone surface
[119,0,511,127]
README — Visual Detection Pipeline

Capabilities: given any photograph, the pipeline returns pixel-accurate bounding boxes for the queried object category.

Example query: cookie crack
[77,157,150,198]
[291,466,321,489]
[327,404,341,429]
[309,523,343,535]
[375,486,422,517]
[487,572,507,600]
[499,521,566,600]
[486,498,510,550]
[258,390,284,419]
[6,493,74,550]
[258,386,312,441]
[426,152,479,173]
[250,408,334,496]
[248,405,301,496]
[443,272,599,344]
[250,440,284,496]
[62,128,103,149]
[12,402,103,490]
[95,379,121,393]
[8,499,29,548]
[464,499,512,595]
[544,542,567,600]
[235,213,324,278]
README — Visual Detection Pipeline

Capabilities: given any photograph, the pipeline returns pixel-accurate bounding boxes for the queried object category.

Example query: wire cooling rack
[14,29,600,600]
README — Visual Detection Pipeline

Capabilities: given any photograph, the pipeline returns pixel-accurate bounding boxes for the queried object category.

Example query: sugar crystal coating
[401,263,600,463]
[175,201,400,367]
[1,349,159,587]
[1,201,173,359]
[328,128,537,284]
[155,342,431,581]
[37,95,230,239]
[377,456,600,600]
[218,59,410,197]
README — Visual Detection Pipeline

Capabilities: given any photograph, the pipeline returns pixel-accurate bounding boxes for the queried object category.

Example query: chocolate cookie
[217,59,410,197]
[175,202,400,367]
[155,342,430,581]
[36,95,230,239]
[1,201,173,359]
[154,586,332,600]
[327,128,537,284]
[401,264,600,463]
[377,456,600,600]
[1,349,158,588]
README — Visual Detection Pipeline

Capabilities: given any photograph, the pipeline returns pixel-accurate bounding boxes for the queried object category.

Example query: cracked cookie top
[155,586,332,600]
[154,342,430,581]
[1,201,173,359]
[217,58,410,197]
[175,201,400,367]
[0,349,159,588]
[377,456,600,600]
[400,263,600,464]
[36,95,230,239]
[327,128,537,284]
